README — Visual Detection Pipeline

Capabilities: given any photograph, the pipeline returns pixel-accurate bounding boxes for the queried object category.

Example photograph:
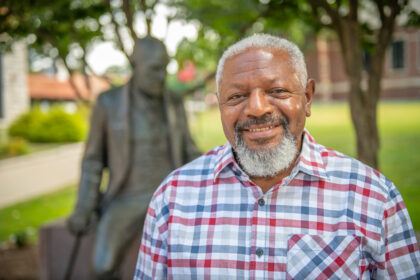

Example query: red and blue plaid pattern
[135,130,420,279]
[286,234,361,279]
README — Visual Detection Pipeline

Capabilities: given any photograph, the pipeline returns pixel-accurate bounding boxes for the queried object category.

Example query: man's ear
[305,79,315,117]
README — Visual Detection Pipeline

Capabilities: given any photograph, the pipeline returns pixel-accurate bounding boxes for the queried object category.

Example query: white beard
[234,130,298,177]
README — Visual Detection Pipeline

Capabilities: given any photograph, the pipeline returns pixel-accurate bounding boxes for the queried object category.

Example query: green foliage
[8,106,87,143]
[9,230,30,248]
[172,0,315,74]
[1,0,107,73]
[0,137,30,158]
[175,29,221,72]
[0,185,76,244]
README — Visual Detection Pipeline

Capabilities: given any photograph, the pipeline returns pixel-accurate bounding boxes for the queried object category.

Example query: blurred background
[0,0,419,278]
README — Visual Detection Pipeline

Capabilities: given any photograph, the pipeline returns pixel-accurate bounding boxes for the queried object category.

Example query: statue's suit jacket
[74,82,201,214]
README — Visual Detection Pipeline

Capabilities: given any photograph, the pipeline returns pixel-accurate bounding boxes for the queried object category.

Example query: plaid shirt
[135,130,420,279]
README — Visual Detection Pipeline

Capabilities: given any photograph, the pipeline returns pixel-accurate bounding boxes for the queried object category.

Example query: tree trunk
[339,19,379,169]
[306,0,403,170]
[349,82,379,169]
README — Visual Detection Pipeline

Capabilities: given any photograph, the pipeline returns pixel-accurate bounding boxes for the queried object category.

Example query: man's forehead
[228,47,288,61]
[224,47,291,71]
[223,47,292,76]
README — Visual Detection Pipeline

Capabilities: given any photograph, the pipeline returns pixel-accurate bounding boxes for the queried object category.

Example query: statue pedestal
[39,219,140,280]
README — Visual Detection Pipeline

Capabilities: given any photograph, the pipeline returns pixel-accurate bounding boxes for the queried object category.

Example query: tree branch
[104,0,130,60]
[139,0,152,35]
[307,0,342,33]
[307,0,341,24]
[59,54,88,104]
[122,0,137,40]
[368,0,403,101]
[309,3,334,29]
[79,46,95,101]
[348,0,359,21]
[374,0,386,24]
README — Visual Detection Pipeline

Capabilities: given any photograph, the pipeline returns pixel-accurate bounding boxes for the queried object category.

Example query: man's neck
[250,160,296,194]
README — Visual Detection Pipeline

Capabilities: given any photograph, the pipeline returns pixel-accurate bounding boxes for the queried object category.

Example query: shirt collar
[213,129,329,181]
[296,129,329,180]
[213,141,237,181]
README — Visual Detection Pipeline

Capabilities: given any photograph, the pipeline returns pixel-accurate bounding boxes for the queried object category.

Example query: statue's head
[130,36,169,98]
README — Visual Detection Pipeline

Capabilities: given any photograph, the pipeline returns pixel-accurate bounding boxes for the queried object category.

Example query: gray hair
[216,33,308,95]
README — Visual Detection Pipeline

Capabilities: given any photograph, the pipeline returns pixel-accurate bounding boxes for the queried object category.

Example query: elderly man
[135,34,419,279]
[67,36,199,279]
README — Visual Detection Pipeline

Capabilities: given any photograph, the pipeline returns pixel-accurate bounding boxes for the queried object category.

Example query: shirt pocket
[286,234,361,280]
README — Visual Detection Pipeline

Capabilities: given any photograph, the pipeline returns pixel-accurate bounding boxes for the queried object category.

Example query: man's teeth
[248,126,274,132]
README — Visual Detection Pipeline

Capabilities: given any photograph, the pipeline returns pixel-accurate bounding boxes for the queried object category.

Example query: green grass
[0,185,76,244]
[0,101,419,244]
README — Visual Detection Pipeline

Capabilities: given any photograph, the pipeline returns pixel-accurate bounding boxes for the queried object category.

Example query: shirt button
[256,248,264,257]
[258,198,265,206]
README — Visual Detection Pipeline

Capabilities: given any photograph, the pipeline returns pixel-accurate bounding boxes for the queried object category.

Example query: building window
[362,51,371,71]
[391,40,405,70]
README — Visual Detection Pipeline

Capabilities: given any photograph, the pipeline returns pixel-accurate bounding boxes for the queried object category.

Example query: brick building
[0,41,30,128]
[305,27,420,100]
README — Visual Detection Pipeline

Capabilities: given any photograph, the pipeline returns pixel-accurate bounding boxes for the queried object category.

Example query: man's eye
[229,93,244,100]
[268,88,287,95]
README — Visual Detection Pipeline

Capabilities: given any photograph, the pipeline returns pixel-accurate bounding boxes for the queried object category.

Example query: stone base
[39,219,140,280]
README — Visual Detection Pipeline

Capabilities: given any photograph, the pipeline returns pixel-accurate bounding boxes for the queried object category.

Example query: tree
[305,0,411,168]
[0,0,168,102]
[101,0,167,60]
[0,0,107,102]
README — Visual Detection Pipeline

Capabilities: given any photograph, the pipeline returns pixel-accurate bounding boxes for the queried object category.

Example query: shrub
[8,105,87,143]
[0,137,29,157]
[9,230,29,248]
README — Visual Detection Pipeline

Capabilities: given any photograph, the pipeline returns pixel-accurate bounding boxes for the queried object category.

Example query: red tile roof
[28,73,110,101]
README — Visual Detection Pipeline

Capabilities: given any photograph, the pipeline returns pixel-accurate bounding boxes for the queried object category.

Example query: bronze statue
[67,36,200,279]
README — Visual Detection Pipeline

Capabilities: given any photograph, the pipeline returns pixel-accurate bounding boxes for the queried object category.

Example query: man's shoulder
[172,145,224,179]
[152,145,225,197]
[315,141,394,193]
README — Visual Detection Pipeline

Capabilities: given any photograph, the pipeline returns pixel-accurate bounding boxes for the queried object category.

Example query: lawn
[0,185,76,244]
[0,101,419,244]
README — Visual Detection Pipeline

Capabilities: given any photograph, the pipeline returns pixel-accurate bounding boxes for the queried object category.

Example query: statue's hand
[67,211,96,235]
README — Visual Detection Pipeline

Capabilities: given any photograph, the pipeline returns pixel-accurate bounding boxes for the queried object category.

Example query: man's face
[133,48,168,98]
[218,47,313,156]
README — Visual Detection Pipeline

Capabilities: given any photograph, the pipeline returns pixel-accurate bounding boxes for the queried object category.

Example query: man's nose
[244,89,274,118]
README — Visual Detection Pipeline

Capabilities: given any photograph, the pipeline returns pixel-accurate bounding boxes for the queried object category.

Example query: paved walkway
[0,143,84,208]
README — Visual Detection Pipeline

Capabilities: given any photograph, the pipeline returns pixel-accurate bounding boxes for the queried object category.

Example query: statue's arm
[68,96,108,233]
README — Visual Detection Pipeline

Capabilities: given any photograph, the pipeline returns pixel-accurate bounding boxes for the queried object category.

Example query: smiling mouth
[235,115,289,137]
[247,125,276,132]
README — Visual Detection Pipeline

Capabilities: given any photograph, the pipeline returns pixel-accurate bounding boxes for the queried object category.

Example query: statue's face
[133,46,169,98]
